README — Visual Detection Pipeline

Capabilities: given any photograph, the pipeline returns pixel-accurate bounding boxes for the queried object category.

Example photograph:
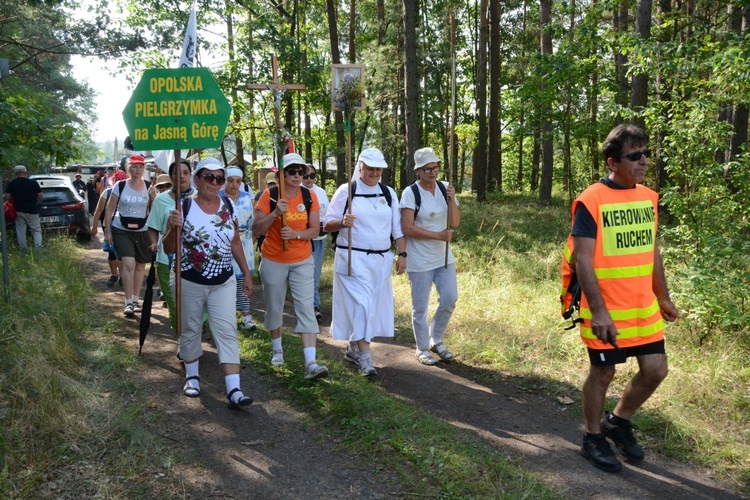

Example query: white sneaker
[271,350,285,366]
[359,355,377,378]
[124,303,134,317]
[133,300,142,313]
[239,315,256,330]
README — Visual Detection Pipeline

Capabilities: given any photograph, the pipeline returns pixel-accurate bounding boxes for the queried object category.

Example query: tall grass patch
[0,238,185,497]
[393,192,747,488]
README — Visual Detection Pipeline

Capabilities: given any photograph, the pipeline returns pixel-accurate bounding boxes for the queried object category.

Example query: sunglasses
[302,173,316,180]
[420,166,440,174]
[201,172,226,185]
[285,168,305,176]
[619,149,651,162]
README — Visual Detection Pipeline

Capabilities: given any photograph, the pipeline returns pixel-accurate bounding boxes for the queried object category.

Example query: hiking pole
[173,148,182,338]
[346,105,353,276]
[445,10,457,269]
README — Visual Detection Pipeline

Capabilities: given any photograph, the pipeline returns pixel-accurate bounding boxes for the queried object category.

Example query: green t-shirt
[146,190,176,265]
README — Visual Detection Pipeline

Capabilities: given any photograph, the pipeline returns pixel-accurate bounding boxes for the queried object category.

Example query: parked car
[29,175,91,240]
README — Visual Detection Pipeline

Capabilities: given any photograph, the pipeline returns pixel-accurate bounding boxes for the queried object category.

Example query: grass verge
[0,238,186,497]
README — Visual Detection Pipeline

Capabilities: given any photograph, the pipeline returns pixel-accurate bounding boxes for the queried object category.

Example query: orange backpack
[560,238,583,330]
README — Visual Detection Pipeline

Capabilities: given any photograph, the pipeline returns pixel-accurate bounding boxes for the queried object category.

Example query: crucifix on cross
[247,55,306,250]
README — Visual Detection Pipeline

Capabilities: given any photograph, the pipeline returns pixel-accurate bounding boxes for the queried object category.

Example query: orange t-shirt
[256,187,320,263]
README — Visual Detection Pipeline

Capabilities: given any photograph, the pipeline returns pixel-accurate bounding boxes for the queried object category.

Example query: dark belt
[346,246,391,255]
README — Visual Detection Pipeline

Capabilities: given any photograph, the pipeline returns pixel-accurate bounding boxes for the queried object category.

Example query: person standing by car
[163,157,253,408]
[322,148,406,378]
[104,154,155,317]
[302,164,329,321]
[73,174,86,198]
[252,153,329,380]
[4,165,43,249]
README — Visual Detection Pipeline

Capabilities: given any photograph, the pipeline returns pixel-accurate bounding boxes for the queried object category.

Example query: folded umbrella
[139,250,158,355]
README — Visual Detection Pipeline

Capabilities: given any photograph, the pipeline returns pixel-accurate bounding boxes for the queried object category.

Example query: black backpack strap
[410,183,421,218]
[378,182,392,207]
[221,196,234,218]
[300,185,313,214]
[182,196,192,217]
[268,185,279,214]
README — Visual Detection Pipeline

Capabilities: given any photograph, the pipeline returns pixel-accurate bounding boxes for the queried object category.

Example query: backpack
[410,181,447,218]
[331,181,393,249]
[256,185,313,251]
[560,237,583,330]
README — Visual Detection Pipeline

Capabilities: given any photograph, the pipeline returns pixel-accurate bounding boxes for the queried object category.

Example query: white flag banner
[154,149,174,173]
[178,0,197,68]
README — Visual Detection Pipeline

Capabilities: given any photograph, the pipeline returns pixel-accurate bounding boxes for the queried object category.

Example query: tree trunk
[225,1,245,174]
[614,0,629,126]
[488,0,501,192]
[474,0,489,201]
[403,0,420,185]
[325,0,347,184]
[655,0,672,190]
[531,124,540,191]
[630,0,652,130]
[538,0,553,204]
[516,0,528,191]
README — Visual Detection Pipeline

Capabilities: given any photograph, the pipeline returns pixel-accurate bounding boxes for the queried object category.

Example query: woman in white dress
[323,148,406,377]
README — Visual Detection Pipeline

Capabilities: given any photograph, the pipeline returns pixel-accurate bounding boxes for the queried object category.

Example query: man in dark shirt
[73,174,86,197]
[4,165,43,249]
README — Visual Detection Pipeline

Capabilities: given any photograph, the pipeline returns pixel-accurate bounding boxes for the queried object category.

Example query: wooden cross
[247,55,306,250]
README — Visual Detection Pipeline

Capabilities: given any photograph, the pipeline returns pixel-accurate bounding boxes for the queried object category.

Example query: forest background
[3,0,749,368]
[1,0,748,431]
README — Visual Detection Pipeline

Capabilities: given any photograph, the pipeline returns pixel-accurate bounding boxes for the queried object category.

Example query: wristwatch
[296,232,301,240]
[398,251,407,258]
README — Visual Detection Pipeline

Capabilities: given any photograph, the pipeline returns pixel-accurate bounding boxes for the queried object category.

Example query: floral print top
[180,196,237,285]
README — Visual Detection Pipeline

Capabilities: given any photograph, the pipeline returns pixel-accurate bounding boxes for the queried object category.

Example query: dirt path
[83,237,744,499]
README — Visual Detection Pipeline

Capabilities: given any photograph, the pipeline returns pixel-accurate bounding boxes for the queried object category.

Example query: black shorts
[588,339,665,366]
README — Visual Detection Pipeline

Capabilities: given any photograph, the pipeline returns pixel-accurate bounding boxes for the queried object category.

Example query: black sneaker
[581,433,622,472]
[602,413,645,461]
[314,307,323,322]
[106,275,117,287]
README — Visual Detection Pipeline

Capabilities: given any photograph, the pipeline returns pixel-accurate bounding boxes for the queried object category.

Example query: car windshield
[42,187,78,204]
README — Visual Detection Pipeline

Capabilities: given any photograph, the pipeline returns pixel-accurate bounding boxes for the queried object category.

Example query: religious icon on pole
[331,64,366,111]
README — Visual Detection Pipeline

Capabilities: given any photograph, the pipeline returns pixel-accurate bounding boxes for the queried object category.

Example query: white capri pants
[176,276,241,364]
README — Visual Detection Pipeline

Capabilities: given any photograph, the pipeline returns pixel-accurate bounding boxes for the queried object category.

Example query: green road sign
[122,67,232,151]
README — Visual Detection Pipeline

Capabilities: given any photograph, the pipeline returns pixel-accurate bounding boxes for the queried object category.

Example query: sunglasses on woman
[201,172,226,185]
[285,168,305,176]
[619,149,651,162]
[302,173,316,180]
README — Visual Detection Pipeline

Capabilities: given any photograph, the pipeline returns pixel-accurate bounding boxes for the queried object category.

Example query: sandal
[227,387,253,409]
[416,350,437,365]
[183,376,200,398]
[271,350,285,366]
[430,342,454,362]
